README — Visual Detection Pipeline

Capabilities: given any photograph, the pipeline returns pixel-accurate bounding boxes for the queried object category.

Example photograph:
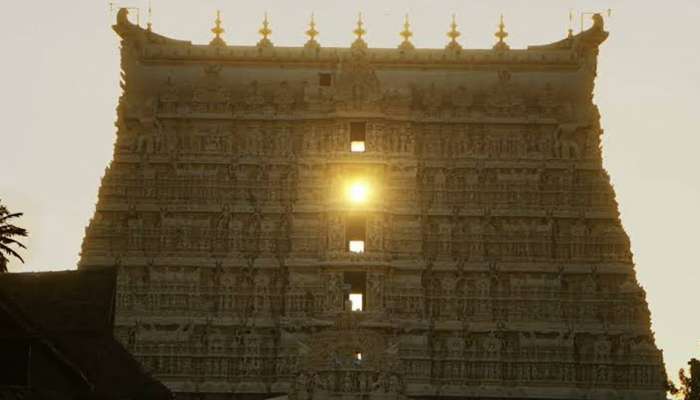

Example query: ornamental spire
[354,13,366,40]
[493,14,510,51]
[146,0,152,32]
[399,14,415,50]
[257,12,273,48]
[445,14,462,51]
[305,12,320,50]
[209,10,226,47]
[306,13,319,42]
[352,12,368,50]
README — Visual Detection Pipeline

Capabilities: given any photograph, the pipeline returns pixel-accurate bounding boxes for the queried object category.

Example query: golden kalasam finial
[493,14,510,51]
[568,10,574,38]
[210,10,226,47]
[354,13,367,41]
[351,12,367,50]
[146,0,152,31]
[305,12,320,50]
[445,14,462,51]
[399,14,415,50]
[307,13,319,41]
[257,12,273,48]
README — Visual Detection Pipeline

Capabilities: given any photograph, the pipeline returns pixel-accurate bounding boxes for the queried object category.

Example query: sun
[347,181,370,204]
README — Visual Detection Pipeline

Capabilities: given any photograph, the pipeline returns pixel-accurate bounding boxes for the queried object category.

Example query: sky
[1,0,698,383]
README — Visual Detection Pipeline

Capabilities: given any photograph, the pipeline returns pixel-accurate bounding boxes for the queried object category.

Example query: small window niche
[346,215,366,254]
[350,122,367,153]
[319,73,332,87]
[344,271,366,311]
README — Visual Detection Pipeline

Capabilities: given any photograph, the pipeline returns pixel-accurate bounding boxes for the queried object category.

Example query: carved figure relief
[334,56,381,110]
[484,70,525,117]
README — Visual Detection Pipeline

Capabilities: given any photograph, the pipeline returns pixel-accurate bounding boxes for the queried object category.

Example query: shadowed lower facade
[78,9,667,400]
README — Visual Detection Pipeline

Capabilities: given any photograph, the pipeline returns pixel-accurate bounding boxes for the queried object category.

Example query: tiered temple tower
[79,9,667,400]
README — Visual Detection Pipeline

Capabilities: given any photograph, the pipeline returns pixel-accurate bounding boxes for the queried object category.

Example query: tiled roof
[0,268,171,400]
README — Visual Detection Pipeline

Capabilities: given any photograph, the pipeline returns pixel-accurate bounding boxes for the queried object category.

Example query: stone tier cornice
[114,8,608,68]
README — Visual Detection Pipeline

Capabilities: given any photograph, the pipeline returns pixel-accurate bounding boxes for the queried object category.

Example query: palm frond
[0,237,27,249]
[0,212,24,224]
[0,225,28,237]
[0,200,28,270]
[0,243,25,264]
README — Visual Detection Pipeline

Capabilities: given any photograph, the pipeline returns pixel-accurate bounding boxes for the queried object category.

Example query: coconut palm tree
[0,200,28,272]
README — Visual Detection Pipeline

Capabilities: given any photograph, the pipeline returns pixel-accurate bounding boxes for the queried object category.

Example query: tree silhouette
[0,199,28,273]
[669,358,700,400]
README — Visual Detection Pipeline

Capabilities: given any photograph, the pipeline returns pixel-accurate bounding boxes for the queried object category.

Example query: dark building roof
[0,268,171,400]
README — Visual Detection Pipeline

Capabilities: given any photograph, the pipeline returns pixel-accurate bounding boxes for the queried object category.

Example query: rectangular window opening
[350,122,367,153]
[349,294,363,311]
[346,215,366,253]
[344,271,366,312]
[349,241,365,253]
[319,73,332,87]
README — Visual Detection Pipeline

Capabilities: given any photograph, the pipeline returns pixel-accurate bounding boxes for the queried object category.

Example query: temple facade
[79,9,667,400]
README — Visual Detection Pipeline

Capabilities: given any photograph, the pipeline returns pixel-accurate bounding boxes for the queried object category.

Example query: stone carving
[334,55,381,110]
[274,81,296,113]
[421,83,444,117]
[484,70,525,117]
[82,11,666,400]
[244,81,268,113]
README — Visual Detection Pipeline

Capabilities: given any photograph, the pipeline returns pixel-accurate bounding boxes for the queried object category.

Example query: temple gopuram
[79,9,668,400]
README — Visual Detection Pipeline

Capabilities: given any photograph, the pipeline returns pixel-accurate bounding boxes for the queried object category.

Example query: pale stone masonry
[79,9,667,400]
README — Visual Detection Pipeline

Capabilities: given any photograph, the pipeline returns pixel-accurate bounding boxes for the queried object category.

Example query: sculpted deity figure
[245,81,267,111]
[434,169,446,204]
[159,76,179,113]
[582,271,598,295]
[368,273,384,311]
[381,88,412,115]
[343,372,353,392]
[538,83,559,116]
[451,85,473,116]
[295,373,309,400]
[334,56,381,109]
[371,373,385,393]
[367,217,383,251]
[273,81,295,113]
[552,124,584,159]
[594,336,612,361]
[422,83,443,117]
[483,331,503,355]
[328,215,344,251]
[388,375,401,394]
[358,373,368,392]
[311,373,324,391]
[485,70,525,116]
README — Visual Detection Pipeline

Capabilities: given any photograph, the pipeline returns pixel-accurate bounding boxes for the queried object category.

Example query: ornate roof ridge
[114,8,608,61]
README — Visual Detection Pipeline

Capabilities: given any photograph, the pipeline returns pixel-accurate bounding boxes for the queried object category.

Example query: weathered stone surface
[79,9,666,400]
